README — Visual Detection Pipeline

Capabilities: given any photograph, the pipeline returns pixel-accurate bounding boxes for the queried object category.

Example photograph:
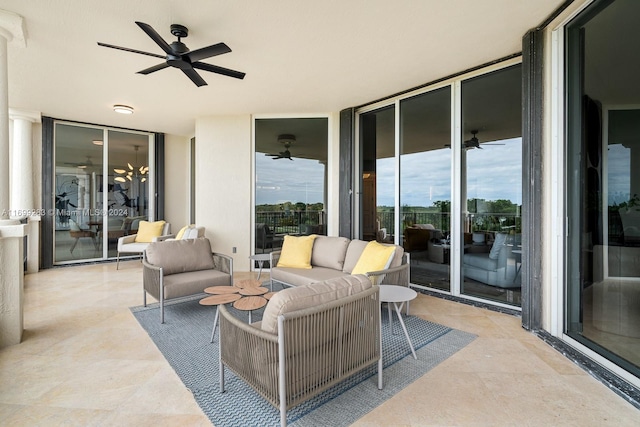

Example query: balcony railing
[256,210,326,235]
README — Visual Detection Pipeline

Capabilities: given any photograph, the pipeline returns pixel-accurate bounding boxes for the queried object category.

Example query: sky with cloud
[256,138,523,208]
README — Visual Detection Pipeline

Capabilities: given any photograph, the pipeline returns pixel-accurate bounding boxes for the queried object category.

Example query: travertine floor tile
[0,263,636,427]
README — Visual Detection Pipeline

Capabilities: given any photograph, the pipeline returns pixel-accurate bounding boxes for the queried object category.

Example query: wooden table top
[233,296,267,311]
[199,294,242,306]
[264,291,277,300]
[204,286,240,295]
[238,286,268,296]
[234,278,262,288]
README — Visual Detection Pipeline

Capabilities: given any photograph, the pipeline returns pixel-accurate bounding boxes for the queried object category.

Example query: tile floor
[0,261,638,426]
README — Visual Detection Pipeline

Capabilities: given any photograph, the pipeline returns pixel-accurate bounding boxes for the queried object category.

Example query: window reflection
[254,118,328,255]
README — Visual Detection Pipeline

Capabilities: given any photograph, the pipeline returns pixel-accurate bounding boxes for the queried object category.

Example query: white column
[0,9,28,348]
[9,109,40,218]
[0,29,9,220]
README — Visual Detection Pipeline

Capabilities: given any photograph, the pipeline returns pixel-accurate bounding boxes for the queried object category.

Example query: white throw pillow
[489,233,508,259]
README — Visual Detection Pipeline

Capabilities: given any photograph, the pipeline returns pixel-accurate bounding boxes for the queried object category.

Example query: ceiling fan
[97,21,246,87]
[265,134,296,160]
[446,130,505,150]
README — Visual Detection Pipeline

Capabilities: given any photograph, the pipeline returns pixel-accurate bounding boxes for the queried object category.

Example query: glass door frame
[354,57,522,309]
[52,120,156,265]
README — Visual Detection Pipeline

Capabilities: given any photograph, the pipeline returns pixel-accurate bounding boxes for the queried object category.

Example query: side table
[379,285,418,360]
[249,253,271,280]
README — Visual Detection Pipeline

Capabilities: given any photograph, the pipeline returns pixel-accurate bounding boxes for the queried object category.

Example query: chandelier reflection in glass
[114,145,149,183]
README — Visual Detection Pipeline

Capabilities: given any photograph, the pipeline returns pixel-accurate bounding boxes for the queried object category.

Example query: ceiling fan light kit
[98,21,246,87]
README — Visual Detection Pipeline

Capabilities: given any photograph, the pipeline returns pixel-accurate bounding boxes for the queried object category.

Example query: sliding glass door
[53,122,153,264]
[356,61,522,309]
[400,86,452,292]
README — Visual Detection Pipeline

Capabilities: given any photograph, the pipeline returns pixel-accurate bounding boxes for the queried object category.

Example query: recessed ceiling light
[113,104,134,114]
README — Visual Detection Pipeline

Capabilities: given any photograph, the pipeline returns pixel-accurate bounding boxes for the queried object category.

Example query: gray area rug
[131,294,476,427]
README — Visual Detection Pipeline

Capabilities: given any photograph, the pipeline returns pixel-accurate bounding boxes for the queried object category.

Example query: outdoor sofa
[269,235,409,289]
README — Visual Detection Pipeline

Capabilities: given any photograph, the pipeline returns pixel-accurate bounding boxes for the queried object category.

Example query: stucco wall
[195,115,252,271]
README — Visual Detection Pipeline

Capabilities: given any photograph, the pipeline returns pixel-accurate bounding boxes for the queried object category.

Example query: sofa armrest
[212,252,233,284]
[142,254,162,301]
[269,250,282,267]
[117,233,138,251]
[366,262,410,287]
[219,305,279,403]
[154,234,175,242]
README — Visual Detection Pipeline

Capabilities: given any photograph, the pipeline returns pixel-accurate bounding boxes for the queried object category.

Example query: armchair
[256,223,284,253]
[155,225,205,242]
[462,233,518,288]
[219,275,381,427]
[68,219,98,253]
[116,221,171,269]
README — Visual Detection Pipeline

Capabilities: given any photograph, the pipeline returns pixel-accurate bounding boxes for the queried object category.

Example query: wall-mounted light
[92,140,103,146]
[113,104,134,114]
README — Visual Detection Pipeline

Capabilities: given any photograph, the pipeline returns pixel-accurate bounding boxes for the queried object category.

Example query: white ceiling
[1,0,565,137]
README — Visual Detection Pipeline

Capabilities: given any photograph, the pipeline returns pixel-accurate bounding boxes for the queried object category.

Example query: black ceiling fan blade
[181,67,207,87]
[187,43,232,62]
[137,62,170,75]
[135,21,174,55]
[192,62,246,80]
[97,42,165,59]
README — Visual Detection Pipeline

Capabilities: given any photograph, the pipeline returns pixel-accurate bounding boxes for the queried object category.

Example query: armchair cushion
[276,234,318,269]
[145,237,214,275]
[261,274,372,334]
[135,220,167,243]
[351,240,396,276]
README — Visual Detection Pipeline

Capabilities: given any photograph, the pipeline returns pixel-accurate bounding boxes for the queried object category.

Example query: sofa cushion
[271,266,350,287]
[343,239,403,273]
[414,224,435,230]
[145,237,214,275]
[277,235,318,269]
[261,275,372,334]
[463,253,498,271]
[135,220,166,242]
[489,233,508,259]
[163,269,231,299]
[342,239,369,273]
[310,236,350,270]
[351,241,396,275]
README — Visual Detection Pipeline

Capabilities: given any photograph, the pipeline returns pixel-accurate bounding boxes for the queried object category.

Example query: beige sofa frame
[218,285,381,427]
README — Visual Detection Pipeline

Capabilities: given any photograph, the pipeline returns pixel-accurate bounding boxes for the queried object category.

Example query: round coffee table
[379,285,418,359]
[234,287,269,322]
[200,292,242,343]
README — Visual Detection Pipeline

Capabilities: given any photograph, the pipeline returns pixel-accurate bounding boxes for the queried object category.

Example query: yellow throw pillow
[134,220,166,243]
[351,241,396,276]
[175,224,193,240]
[276,235,318,269]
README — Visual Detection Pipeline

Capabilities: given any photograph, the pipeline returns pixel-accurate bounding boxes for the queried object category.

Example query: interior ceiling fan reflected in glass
[114,145,148,183]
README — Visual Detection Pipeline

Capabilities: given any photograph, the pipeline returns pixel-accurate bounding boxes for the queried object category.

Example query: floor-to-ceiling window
[460,65,523,306]
[356,61,522,309]
[254,117,328,255]
[566,0,640,377]
[53,122,152,264]
[400,87,451,292]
